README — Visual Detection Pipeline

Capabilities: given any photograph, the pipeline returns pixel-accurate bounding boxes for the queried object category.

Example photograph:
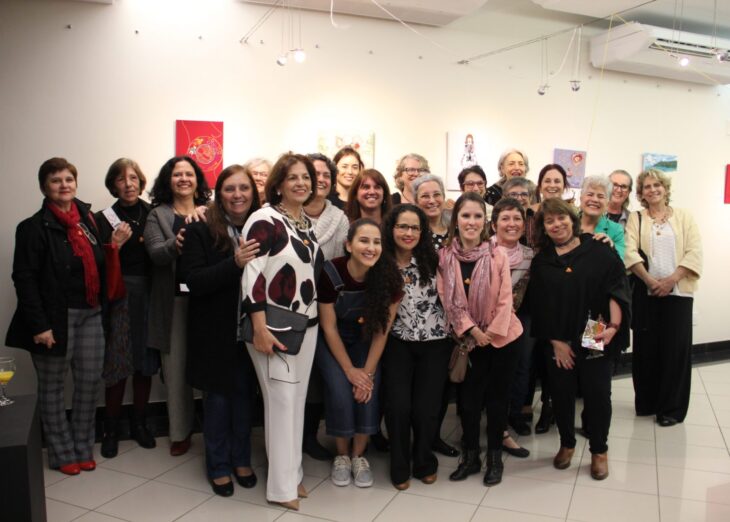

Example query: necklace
[554,236,577,249]
[304,200,326,218]
[649,207,670,235]
[117,203,143,227]
[275,203,310,231]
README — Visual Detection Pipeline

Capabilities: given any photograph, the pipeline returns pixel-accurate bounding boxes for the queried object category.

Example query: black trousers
[632,295,693,421]
[384,336,451,485]
[525,339,552,408]
[460,342,518,452]
[547,345,613,455]
[509,314,536,415]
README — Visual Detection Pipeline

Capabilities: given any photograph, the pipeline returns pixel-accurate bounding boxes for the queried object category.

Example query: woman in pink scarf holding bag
[437,192,522,487]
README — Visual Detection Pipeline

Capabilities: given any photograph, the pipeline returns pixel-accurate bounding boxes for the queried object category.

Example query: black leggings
[459,343,518,452]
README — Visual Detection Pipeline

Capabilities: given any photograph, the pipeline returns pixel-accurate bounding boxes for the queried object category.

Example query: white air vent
[590,22,730,85]
[238,0,488,27]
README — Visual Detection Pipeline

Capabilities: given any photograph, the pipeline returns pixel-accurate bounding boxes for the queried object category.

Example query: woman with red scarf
[437,192,523,486]
[6,157,117,476]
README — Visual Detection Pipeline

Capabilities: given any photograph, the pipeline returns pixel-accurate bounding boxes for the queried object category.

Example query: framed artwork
[175,120,224,188]
[553,148,587,189]
[446,131,491,191]
[642,153,677,173]
[317,132,375,168]
[725,165,730,204]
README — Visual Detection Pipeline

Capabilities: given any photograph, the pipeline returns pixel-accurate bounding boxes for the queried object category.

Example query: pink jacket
[437,246,523,348]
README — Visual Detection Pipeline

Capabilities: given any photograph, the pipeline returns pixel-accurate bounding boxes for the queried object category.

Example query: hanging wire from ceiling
[239,0,283,44]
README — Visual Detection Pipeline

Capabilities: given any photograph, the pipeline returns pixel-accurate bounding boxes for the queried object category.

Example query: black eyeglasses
[394,223,421,232]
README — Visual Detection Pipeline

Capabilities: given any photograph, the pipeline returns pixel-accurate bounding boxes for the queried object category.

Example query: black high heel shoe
[535,402,555,434]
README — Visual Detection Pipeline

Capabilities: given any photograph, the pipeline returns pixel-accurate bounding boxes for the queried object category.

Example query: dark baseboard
[614,339,730,377]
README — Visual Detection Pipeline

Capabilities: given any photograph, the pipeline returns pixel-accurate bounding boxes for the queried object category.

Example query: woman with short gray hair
[579,175,625,259]
[413,174,451,251]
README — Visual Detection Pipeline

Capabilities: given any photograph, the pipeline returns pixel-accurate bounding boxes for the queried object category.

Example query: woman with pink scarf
[437,192,522,486]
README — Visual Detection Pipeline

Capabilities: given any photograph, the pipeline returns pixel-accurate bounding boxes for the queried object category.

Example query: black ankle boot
[483,449,504,486]
[535,401,555,434]
[131,417,156,449]
[101,418,119,458]
[449,449,481,481]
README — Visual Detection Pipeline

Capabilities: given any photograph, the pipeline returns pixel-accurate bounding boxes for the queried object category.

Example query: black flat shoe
[657,416,679,427]
[100,419,119,459]
[508,415,532,436]
[210,478,234,497]
[502,435,530,458]
[131,419,156,449]
[235,471,257,488]
[432,438,460,457]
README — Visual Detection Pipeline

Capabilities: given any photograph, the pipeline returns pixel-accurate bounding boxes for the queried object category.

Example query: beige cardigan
[624,207,703,294]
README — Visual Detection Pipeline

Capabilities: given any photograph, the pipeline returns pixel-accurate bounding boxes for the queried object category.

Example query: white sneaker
[351,456,373,488]
[331,455,352,486]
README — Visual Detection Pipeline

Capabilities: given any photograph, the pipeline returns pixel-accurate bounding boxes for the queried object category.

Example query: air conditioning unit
[238,0,488,27]
[590,22,730,85]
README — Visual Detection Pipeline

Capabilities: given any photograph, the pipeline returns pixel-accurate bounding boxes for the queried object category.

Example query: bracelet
[367,372,375,381]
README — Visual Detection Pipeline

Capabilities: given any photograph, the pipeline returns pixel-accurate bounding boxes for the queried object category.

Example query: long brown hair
[345,169,392,222]
[208,165,261,253]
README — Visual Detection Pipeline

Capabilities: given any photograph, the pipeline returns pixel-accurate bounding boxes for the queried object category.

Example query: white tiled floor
[44,361,730,522]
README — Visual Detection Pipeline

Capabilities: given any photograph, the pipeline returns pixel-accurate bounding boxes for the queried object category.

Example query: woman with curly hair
[345,169,392,225]
[144,155,211,456]
[316,219,403,488]
[382,204,451,490]
[625,169,702,426]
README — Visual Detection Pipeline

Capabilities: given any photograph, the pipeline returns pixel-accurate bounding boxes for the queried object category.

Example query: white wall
[1,0,729,399]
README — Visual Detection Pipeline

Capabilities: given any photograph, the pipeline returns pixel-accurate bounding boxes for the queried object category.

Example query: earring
[277,191,281,196]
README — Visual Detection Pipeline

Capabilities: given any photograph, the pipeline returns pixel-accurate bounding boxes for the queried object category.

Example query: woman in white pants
[241,153,323,510]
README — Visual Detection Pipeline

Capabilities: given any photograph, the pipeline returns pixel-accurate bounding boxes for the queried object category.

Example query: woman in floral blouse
[381,204,451,491]
[241,153,323,511]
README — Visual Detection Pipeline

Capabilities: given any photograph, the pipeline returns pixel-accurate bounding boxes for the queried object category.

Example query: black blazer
[5,198,107,356]
[179,221,249,394]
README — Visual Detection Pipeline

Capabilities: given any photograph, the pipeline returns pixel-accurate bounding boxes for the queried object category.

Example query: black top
[6,198,108,356]
[607,212,622,223]
[459,260,476,298]
[327,193,346,210]
[529,234,631,355]
[96,200,151,277]
[179,221,246,394]
[484,182,503,206]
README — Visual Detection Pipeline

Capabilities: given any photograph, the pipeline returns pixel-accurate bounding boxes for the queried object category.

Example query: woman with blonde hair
[625,169,702,426]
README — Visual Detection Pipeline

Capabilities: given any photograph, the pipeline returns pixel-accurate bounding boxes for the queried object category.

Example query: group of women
[6,147,702,510]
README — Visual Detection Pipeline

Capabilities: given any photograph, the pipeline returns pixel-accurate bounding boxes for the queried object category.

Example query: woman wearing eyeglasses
[382,204,451,491]
[457,166,487,200]
[391,153,431,205]
[244,158,272,204]
[7,158,110,475]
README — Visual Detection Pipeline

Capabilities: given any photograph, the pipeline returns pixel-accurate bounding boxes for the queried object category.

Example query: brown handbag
[448,341,470,383]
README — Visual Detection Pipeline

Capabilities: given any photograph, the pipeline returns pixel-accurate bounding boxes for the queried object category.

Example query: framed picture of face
[553,148,587,189]
[446,131,493,191]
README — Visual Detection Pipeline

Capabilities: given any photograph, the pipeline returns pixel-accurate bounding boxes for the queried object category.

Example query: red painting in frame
[175,120,224,188]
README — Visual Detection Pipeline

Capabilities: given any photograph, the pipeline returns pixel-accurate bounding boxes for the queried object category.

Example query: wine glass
[0,357,16,406]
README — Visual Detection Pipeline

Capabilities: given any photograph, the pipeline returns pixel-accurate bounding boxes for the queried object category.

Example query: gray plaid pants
[32,307,104,468]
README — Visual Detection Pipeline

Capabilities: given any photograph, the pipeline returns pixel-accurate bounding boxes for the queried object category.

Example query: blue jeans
[203,350,255,480]
[315,332,381,438]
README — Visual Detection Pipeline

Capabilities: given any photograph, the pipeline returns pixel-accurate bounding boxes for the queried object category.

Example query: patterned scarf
[46,200,100,307]
[440,239,492,345]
